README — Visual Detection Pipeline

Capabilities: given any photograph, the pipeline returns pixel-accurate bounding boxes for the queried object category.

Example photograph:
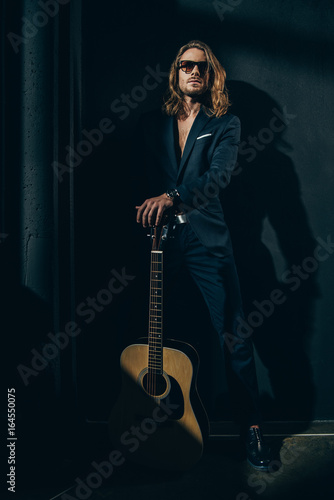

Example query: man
[135,40,273,470]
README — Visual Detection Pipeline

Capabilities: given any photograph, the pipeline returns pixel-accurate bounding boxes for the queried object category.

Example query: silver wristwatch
[166,188,180,201]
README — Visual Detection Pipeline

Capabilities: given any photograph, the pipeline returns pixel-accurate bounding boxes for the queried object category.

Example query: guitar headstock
[149,212,171,251]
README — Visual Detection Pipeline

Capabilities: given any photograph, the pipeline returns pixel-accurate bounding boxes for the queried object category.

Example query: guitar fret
[148,248,164,372]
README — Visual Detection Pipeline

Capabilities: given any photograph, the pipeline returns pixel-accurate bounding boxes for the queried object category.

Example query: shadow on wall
[221,80,318,423]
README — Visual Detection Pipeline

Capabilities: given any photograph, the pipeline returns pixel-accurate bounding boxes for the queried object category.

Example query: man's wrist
[165,188,180,204]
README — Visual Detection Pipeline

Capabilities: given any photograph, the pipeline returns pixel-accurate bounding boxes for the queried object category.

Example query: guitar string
[150,251,154,398]
[148,248,152,398]
[154,251,157,398]
[154,251,159,398]
[153,251,159,399]
[150,249,157,398]
[160,250,163,402]
[151,250,161,400]
[149,236,164,401]
[154,252,157,399]
[149,250,153,398]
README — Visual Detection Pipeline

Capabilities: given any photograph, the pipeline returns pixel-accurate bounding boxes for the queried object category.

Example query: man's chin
[184,88,206,97]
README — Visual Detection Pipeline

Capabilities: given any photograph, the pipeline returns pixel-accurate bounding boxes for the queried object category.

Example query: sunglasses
[178,60,209,76]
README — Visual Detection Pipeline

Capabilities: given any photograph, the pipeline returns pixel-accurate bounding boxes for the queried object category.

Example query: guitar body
[108,338,209,471]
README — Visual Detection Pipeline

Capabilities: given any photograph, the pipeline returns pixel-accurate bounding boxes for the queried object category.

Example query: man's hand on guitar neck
[136,194,173,228]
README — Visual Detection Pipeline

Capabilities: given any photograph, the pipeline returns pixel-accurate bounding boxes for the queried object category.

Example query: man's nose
[191,64,200,75]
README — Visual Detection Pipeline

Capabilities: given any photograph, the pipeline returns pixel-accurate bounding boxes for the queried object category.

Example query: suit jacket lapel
[177,108,211,180]
[162,115,178,176]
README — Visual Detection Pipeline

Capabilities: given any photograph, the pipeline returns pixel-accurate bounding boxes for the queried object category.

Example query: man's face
[177,48,210,98]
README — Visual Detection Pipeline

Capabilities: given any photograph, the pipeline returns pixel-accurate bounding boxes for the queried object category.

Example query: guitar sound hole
[142,373,168,397]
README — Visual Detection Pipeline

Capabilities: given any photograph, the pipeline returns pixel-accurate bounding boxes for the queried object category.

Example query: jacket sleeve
[176,115,241,209]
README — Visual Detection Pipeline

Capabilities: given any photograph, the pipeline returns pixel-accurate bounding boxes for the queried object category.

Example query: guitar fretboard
[148,250,163,374]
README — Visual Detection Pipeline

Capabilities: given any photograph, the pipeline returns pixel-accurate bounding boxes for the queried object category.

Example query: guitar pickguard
[137,370,185,421]
[108,341,207,471]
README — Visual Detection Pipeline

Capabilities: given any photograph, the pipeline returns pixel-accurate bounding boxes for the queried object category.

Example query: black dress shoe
[245,427,273,471]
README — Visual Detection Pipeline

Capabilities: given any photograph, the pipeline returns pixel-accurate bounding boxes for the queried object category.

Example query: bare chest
[177,116,196,156]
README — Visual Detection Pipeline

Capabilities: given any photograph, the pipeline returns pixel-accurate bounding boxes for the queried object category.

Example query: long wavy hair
[162,40,231,118]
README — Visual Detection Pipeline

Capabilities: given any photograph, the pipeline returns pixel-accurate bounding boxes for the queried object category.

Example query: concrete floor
[18,422,334,500]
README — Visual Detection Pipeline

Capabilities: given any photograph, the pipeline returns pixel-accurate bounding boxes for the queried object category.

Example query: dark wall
[76,0,334,422]
[2,3,334,477]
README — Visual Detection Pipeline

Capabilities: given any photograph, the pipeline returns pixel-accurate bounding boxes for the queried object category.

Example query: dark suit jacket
[134,107,241,257]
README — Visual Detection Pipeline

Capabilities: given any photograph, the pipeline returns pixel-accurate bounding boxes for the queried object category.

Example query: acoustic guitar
[108,218,209,471]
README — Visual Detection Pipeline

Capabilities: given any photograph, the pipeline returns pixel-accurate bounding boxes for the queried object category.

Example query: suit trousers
[163,222,261,428]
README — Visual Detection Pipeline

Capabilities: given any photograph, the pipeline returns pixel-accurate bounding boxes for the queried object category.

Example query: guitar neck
[148,250,163,375]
